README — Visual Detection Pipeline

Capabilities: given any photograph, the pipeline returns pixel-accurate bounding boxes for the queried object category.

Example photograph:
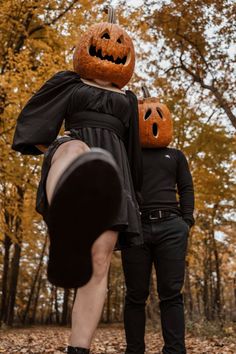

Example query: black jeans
[121,215,189,354]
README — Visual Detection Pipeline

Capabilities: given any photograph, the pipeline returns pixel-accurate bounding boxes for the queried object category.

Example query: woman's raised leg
[44,138,121,288]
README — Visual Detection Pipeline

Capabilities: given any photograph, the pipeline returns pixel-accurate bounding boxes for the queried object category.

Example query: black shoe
[47,148,122,288]
[67,346,90,353]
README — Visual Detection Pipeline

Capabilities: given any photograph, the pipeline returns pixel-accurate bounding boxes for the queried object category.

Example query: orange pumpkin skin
[138,97,173,148]
[73,22,135,89]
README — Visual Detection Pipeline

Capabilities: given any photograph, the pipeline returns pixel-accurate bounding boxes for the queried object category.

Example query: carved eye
[101,32,110,39]
[144,109,152,120]
[117,35,124,44]
[156,108,163,119]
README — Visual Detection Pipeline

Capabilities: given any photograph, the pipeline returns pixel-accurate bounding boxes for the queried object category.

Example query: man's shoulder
[142,147,186,160]
[166,147,180,152]
[164,148,189,165]
[166,147,185,156]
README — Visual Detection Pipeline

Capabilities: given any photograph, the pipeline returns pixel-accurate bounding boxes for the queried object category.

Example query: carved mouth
[152,123,158,137]
[89,44,127,65]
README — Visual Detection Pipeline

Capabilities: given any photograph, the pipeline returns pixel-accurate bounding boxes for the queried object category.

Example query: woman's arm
[176,150,195,227]
[12,71,81,155]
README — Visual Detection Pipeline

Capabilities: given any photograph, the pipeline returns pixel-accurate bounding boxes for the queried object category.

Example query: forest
[0,0,235,352]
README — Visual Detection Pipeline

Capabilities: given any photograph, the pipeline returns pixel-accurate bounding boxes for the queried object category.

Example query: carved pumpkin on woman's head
[138,86,173,148]
[73,7,135,88]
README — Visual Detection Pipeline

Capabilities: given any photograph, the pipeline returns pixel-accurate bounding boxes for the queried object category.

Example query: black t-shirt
[141,147,194,227]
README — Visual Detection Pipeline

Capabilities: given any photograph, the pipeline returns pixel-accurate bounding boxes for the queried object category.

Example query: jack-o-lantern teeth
[88,42,128,65]
[125,50,132,66]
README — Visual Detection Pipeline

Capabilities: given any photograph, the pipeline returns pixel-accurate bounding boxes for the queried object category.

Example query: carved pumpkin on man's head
[138,86,173,148]
[73,7,135,88]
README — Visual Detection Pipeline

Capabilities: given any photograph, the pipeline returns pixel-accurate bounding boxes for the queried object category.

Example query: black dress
[12,71,143,249]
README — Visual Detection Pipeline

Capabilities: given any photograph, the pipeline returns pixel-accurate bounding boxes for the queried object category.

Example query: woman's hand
[35,132,71,153]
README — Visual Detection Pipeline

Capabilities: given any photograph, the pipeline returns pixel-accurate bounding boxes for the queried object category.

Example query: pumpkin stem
[142,86,151,98]
[104,5,117,23]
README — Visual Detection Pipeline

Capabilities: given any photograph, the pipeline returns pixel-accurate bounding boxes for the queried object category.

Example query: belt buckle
[149,210,162,220]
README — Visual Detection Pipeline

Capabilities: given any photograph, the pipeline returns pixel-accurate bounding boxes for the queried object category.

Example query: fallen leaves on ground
[0,325,235,353]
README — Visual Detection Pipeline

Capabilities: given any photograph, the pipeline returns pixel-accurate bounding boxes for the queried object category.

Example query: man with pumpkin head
[122,87,195,354]
[12,7,143,354]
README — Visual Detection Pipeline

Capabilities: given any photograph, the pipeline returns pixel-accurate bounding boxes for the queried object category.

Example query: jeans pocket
[184,222,190,235]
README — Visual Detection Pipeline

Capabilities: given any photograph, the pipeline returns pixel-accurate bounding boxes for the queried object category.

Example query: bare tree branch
[28,0,80,36]
[179,56,236,128]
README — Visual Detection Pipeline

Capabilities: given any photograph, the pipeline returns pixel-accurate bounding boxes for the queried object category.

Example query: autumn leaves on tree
[0,0,235,333]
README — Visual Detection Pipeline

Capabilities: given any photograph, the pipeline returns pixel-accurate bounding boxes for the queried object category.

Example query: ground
[0,325,235,353]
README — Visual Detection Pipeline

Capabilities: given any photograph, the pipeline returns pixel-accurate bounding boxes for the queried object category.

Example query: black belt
[66,111,126,142]
[141,210,178,222]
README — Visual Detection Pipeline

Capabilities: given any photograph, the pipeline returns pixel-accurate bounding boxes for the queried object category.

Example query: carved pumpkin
[138,86,173,148]
[73,7,135,88]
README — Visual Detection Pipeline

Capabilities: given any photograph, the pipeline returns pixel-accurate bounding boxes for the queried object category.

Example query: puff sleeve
[12,70,81,155]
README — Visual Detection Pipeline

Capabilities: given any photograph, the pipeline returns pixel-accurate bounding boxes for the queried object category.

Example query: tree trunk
[54,287,60,324]
[196,280,202,318]
[209,250,214,320]
[211,230,222,320]
[210,206,222,321]
[46,286,55,324]
[5,242,21,326]
[0,234,12,322]
[114,279,120,322]
[31,271,43,324]
[184,260,193,320]
[61,288,70,325]
[203,236,210,321]
[22,235,47,324]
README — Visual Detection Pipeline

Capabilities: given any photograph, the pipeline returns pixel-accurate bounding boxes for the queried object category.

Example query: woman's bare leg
[46,140,90,204]
[45,140,118,348]
[69,230,118,349]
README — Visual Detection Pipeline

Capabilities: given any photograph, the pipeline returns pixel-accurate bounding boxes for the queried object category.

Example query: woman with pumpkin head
[12,7,142,354]
[121,87,195,354]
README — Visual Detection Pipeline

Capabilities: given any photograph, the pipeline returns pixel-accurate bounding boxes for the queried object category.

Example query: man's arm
[176,150,195,228]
